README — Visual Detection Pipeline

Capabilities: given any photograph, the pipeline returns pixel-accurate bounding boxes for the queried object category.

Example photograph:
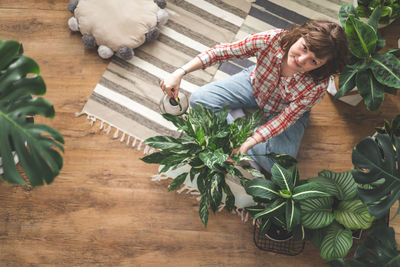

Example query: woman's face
[286,37,328,73]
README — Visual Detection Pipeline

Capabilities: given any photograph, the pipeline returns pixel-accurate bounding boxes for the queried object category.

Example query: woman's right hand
[160,68,186,99]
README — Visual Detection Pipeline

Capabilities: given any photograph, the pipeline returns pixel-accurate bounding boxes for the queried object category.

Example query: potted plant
[302,170,374,261]
[328,222,400,266]
[334,4,400,111]
[244,163,330,254]
[141,104,263,226]
[0,39,64,186]
[354,0,400,26]
[351,113,400,219]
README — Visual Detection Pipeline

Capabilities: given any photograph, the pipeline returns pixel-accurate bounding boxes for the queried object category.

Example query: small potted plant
[244,163,330,255]
[141,104,263,226]
[0,39,64,186]
[332,4,400,111]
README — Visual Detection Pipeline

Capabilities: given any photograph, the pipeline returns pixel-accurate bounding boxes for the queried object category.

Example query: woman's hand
[228,134,263,163]
[160,68,186,99]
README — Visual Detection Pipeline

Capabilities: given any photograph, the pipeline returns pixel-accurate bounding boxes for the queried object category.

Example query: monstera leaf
[352,134,400,218]
[0,39,64,186]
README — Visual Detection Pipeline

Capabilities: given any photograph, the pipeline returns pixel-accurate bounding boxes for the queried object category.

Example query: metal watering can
[159,92,189,116]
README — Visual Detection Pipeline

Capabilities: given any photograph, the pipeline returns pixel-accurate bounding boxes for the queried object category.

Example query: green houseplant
[328,222,400,266]
[244,163,330,239]
[303,170,374,261]
[336,4,400,111]
[0,39,64,186]
[351,113,400,219]
[141,104,263,226]
[354,0,400,25]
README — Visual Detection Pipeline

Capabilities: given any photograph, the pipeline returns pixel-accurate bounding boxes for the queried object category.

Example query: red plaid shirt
[197,29,329,142]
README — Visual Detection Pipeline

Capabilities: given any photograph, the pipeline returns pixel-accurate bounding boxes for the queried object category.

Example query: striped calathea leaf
[245,163,330,233]
[141,104,263,227]
[303,170,374,261]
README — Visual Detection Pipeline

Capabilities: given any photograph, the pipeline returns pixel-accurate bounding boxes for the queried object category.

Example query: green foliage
[141,104,263,226]
[337,4,400,111]
[245,163,329,235]
[355,0,400,24]
[304,170,374,261]
[352,133,400,218]
[0,39,64,186]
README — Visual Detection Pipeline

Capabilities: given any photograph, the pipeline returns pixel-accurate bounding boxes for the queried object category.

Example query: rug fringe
[77,110,151,153]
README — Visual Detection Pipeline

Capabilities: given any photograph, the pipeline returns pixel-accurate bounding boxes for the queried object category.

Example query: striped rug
[80,0,351,150]
[80,0,252,149]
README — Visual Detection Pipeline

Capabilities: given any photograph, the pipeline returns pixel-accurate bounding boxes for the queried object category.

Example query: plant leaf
[339,3,358,28]
[356,69,385,111]
[161,113,186,128]
[245,177,279,200]
[352,134,400,218]
[222,182,235,211]
[144,135,184,150]
[345,15,377,58]
[300,197,334,229]
[320,222,353,261]
[199,148,228,171]
[367,6,385,31]
[271,163,294,191]
[371,53,400,88]
[168,172,188,191]
[199,195,210,227]
[311,170,357,200]
[334,198,374,229]
[292,182,330,200]
[336,65,358,99]
[254,199,286,219]
[209,173,223,213]
[285,199,301,231]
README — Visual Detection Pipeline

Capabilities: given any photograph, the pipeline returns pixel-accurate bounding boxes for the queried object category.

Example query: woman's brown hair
[280,20,348,81]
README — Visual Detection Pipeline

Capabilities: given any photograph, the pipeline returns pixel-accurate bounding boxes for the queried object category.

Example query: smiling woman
[160,19,349,175]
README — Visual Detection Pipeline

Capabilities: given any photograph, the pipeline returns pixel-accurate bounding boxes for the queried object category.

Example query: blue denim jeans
[189,66,310,173]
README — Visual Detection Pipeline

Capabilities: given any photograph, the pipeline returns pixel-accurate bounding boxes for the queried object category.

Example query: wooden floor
[0,2,399,266]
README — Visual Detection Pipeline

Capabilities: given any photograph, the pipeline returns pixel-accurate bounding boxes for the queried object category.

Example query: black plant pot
[253,220,305,256]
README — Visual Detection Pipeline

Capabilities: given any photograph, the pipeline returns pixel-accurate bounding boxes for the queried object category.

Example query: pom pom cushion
[68,0,168,59]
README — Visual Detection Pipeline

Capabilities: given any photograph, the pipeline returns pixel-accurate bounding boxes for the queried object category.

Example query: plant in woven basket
[304,170,374,261]
[141,104,263,226]
[352,115,400,219]
[244,163,330,239]
[336,4,400,111]
[328,222,400,266]
[0,39,64,186]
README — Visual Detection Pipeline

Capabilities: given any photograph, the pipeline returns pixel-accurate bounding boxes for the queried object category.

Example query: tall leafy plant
[0,39,64,186]
[244,163,329,236]
[141,104,263,226]
[303,170,374,261]
[337,4,400,111]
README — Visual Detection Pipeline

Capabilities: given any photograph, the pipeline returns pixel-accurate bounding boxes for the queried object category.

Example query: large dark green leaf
[311,170,357,200]
[320,222,353,261]
[300,197,334,229]
[168,172,188,191]
[285,199,301,231]
[0,40,64,186]
[371,53,400,88]
[352,134,400,218]
[209,173,223,213]
[144,135,184,150]
[254,198,286,219]
[334,198,374,230]
[222,182,235,211]
[345,15,377,58]
[245,177,279,200]
[347,223,400,266]
[161,113,186,129]
[339,3,358,28]
[271,163,294,191]
[337,65,358,99]
[356,69,385,111]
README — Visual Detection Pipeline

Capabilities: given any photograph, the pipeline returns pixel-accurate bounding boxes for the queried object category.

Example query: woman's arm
[160,57,203,99]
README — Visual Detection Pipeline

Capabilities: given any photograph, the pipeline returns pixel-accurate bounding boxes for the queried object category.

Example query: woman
[160,20,348,173]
